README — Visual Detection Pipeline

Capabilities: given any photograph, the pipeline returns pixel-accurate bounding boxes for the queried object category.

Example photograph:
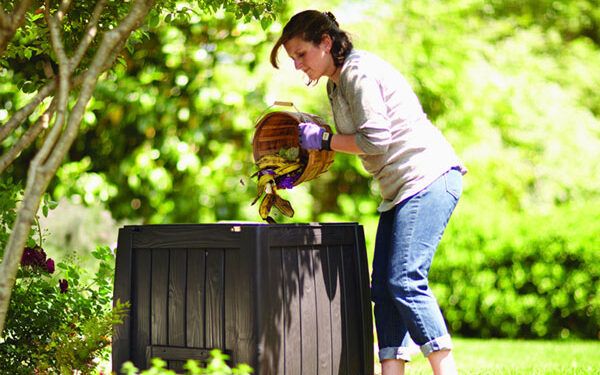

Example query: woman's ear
[320,34,333,53]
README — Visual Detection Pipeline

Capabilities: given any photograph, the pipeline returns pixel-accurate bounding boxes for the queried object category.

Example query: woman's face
[283,35,337,82]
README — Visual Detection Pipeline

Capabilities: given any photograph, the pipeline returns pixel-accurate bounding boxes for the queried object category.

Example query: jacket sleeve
[340,63,391,155]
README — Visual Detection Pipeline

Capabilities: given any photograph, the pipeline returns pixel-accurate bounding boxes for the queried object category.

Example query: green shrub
[0,244,129,374]
[121,349,253,374]
[432,201,600,339]
[0,180,129,374]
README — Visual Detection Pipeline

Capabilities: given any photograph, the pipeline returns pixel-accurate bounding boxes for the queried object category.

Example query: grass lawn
[374,338,600,375]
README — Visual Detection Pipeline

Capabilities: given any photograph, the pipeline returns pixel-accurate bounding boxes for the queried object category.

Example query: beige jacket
[327,50,466,212]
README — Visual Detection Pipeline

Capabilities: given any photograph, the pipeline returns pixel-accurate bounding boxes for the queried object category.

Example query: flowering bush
[0,244,129,374]
[0,179,128,374]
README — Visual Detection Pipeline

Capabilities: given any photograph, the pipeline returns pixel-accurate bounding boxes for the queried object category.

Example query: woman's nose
[294,59,302,70]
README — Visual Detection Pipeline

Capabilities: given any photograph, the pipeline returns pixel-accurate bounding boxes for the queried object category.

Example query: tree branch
[37,1,70,164]
[47,0,155,168]
[0,0,34,56]
[0,80,55,143]
[57,0,73,22]
[0,73,85,173]
[70,0,107,71]
[0,100,55,174]
[44,0,69,65]
[0,9,10,29]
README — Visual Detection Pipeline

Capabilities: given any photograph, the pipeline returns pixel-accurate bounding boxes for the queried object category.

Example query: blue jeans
[371,168,462,361]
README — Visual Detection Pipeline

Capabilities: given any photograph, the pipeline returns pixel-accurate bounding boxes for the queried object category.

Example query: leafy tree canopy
[2,0,284,92]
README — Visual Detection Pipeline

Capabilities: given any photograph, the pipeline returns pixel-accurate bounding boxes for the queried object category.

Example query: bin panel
[225,238,257,367]
[298,248,318,374]
[263,242,364,374]
[168,249,187,371]
[168,249,187,347]
[282,247,302,373]
[131,248,151,366]
[132,226,241,249]
[205,249,225,349]
[113,227,133,368]
[342,243,362,371]
[186,249,206,348]
[259,247,285,375]
[327,245,346,374]
[314,248,333,374]
[113,224,373,374]
[150,248,169,369]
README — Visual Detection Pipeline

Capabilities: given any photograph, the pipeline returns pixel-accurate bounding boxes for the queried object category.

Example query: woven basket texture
[252,111,335,185]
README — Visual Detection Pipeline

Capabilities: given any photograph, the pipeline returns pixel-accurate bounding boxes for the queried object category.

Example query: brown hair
[270,10,353,69]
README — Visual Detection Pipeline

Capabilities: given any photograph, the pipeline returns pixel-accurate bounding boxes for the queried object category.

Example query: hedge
[432,201,600,339]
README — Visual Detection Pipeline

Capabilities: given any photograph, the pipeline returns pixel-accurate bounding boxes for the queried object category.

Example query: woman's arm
[330,133,364,155]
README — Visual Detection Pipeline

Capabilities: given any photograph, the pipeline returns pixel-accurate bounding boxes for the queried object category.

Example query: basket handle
[271,101,293,107]
[271,101,302,112]
[253,100,302,127]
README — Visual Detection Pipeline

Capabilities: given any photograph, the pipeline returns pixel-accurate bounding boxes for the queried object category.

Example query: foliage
[2,0,600,341]
[0,242,129,374]
[482,0,600,44]
[12,4,292,224]
[0,178,20,255]
[302,0,600,338]
[339,0,600,339]
[0,0,288,341]
[36,300,129,374]
[0,178,57,258]
[121,349,253,375]
[432,200,600,339]
[1,0,285,92]
[0,181,128,373]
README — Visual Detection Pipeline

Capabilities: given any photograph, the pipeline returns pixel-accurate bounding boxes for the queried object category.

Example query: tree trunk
[0,0,154,335]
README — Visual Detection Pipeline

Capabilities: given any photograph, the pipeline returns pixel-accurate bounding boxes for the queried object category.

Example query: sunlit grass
[375,338,600,375]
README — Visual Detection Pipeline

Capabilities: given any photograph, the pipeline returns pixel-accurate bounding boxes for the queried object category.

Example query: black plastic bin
[112,223,374,374]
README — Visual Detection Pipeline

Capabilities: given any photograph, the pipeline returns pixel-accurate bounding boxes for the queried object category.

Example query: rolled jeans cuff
[420,334,453,357]
[379,346,412,362]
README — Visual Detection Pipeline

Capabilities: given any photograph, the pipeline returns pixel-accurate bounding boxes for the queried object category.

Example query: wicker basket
[252,111,335,186]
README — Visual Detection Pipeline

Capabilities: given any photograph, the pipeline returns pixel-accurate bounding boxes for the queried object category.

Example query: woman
[270,10,466,375]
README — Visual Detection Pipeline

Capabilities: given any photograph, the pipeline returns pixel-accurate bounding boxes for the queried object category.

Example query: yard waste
[251,108,335,222]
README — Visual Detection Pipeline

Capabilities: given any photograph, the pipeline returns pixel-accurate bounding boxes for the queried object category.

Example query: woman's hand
[298,122,330,150]
[298,122,366,154]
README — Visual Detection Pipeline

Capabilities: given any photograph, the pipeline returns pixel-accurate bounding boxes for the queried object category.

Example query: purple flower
[21,246,49,271]
[21,247,36,266]
[258,169,276,177]
[21,246,40,266]
[276,172,300,189]
[276,176,296,189]
[21,246,56,274]
[59,279,68,293]
[46,258,55,274]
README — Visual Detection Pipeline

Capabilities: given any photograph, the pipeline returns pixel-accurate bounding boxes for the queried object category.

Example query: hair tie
[323,11,339,27]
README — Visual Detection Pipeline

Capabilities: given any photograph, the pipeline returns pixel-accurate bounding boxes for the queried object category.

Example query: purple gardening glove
[298,122,328,150]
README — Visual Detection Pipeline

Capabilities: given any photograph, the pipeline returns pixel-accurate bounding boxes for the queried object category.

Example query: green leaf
[260,17,272,30]
[21,80,36,93]
[148,10,160,28]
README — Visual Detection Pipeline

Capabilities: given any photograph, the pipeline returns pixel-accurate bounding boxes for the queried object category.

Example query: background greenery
[1,0,599,347]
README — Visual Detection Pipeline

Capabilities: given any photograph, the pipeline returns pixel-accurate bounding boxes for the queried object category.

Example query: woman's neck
[329,66,341,84]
